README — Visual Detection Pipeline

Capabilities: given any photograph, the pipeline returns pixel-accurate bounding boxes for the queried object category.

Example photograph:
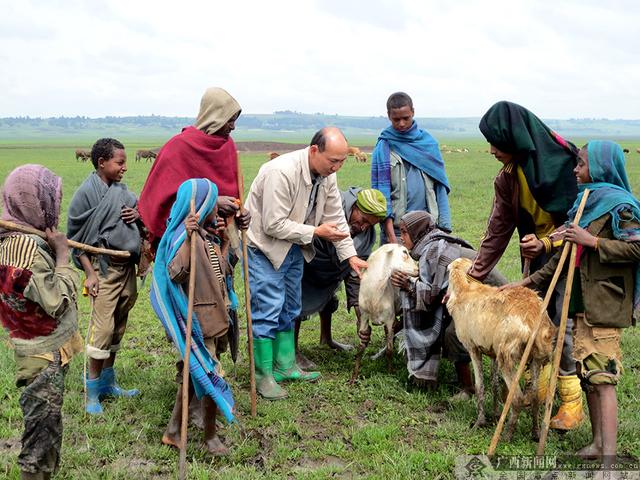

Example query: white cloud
[1,0,639,118]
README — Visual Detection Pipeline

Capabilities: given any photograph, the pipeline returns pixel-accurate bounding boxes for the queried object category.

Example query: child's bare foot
[575,442,601,460]
[204,435,229,456]
[161,432,180,449]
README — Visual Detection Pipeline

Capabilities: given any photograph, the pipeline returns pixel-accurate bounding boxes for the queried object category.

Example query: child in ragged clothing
[515,140,640,472]
[0,165,83,480]
[151,178,235,456]
[67,137,142,415]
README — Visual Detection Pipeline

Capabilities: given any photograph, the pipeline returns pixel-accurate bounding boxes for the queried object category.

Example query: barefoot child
[151,178,235,455]
[0,165,83,480]
[67,138,142,414]
[517,140,640,471]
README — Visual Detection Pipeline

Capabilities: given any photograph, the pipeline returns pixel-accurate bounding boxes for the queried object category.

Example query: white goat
[350,244,418,382]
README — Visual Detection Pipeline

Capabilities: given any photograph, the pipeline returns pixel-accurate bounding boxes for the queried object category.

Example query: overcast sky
[2,0,639,119]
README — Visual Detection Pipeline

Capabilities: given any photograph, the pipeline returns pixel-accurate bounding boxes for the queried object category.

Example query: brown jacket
[530,214,640,328]
[168,229,229,338]
[469,163,565,281]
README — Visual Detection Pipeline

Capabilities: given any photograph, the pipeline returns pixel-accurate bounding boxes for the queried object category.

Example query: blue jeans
[248,245,303,339]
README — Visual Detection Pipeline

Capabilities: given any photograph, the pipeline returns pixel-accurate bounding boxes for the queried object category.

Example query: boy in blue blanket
[151,178,235,456]
[371,92,452,244]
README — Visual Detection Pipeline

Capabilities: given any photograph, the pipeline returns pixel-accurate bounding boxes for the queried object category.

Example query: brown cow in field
[268,152,280,160]
[636,148,640,155]
[347,146,368,163]
[623,148,630,153]
[135,149,157,162]
[75,149,91,162]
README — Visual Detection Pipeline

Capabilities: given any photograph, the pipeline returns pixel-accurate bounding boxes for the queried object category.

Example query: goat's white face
[388,245,419,277]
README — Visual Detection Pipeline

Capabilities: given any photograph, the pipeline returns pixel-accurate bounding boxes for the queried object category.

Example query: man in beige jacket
[245,127,368,399]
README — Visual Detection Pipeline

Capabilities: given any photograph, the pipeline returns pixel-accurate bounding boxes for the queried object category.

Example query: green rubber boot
[273,329,321,382]
[254,337,288,400]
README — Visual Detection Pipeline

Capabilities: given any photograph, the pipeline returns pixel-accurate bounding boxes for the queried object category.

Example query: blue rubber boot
[100,367,140,398]
[85,376,104,415]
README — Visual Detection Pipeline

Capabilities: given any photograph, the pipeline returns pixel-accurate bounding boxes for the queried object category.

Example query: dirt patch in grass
[294,454,349,472]
[111,455,171,478]
[0,438,20,455]
[235,141,373,153]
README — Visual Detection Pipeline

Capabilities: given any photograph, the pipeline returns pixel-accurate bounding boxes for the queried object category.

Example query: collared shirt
[245,147,357,270]
[304,174,321,225]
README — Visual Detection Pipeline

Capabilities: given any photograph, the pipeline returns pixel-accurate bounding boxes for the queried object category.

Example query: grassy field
[1,139,640,479]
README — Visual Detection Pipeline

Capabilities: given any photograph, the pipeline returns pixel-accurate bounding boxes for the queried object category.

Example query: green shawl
[479,101,578,216]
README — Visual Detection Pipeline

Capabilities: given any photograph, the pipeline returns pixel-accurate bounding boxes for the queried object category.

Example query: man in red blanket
[138,87,250,246]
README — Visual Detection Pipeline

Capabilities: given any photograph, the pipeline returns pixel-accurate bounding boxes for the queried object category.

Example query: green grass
[1,139,640,479]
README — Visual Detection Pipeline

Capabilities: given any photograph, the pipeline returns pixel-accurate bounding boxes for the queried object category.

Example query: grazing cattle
[268,152,280,160]
[446,257,556,440]
[637,148,640,154]
[135,149,157,162]
[347,146,367,162]
[623,148,630,153]
[75,149,91,162]
[351,244,418,382]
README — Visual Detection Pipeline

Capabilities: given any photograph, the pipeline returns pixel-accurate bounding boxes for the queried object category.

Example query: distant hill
[1,112,640,142]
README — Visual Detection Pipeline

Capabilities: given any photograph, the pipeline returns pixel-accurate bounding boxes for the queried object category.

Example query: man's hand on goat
[564,223,598,248]
[520,234,543,259]
[348,256,368,278]
[390,270,411,290]
[314,223,349,242]
[497,278,532,292]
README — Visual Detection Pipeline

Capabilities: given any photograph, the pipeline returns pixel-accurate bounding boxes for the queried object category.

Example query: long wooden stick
[237,163,257,417]
[537,190,590,455]
[0,219,130,258]
[488,189,590,456]
[178,198,198,480]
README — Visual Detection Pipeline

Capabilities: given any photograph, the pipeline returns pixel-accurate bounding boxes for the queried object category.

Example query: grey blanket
[67,172,141,272]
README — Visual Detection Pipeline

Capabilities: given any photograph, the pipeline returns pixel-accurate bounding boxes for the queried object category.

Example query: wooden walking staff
[488,189,590,456]
[178,198,198,480]
[537,189,591,455]
[236,162,258,417]
[0,220,131,258]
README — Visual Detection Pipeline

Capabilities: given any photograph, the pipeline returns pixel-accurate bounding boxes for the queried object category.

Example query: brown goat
[75,149,91,162]
[446,257,556,440]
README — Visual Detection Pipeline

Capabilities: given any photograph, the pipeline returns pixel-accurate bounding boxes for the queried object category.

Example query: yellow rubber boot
[549,375,584,431]
[537,363,552,404]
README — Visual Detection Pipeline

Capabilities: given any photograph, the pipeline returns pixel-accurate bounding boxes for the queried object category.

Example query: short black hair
[91,138,125,169]
[386,92,413,112]
[310,129,328,152]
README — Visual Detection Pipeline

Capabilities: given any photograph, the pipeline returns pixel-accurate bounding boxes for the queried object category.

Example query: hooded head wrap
[194,87,242,136]
[2,164,62,231]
